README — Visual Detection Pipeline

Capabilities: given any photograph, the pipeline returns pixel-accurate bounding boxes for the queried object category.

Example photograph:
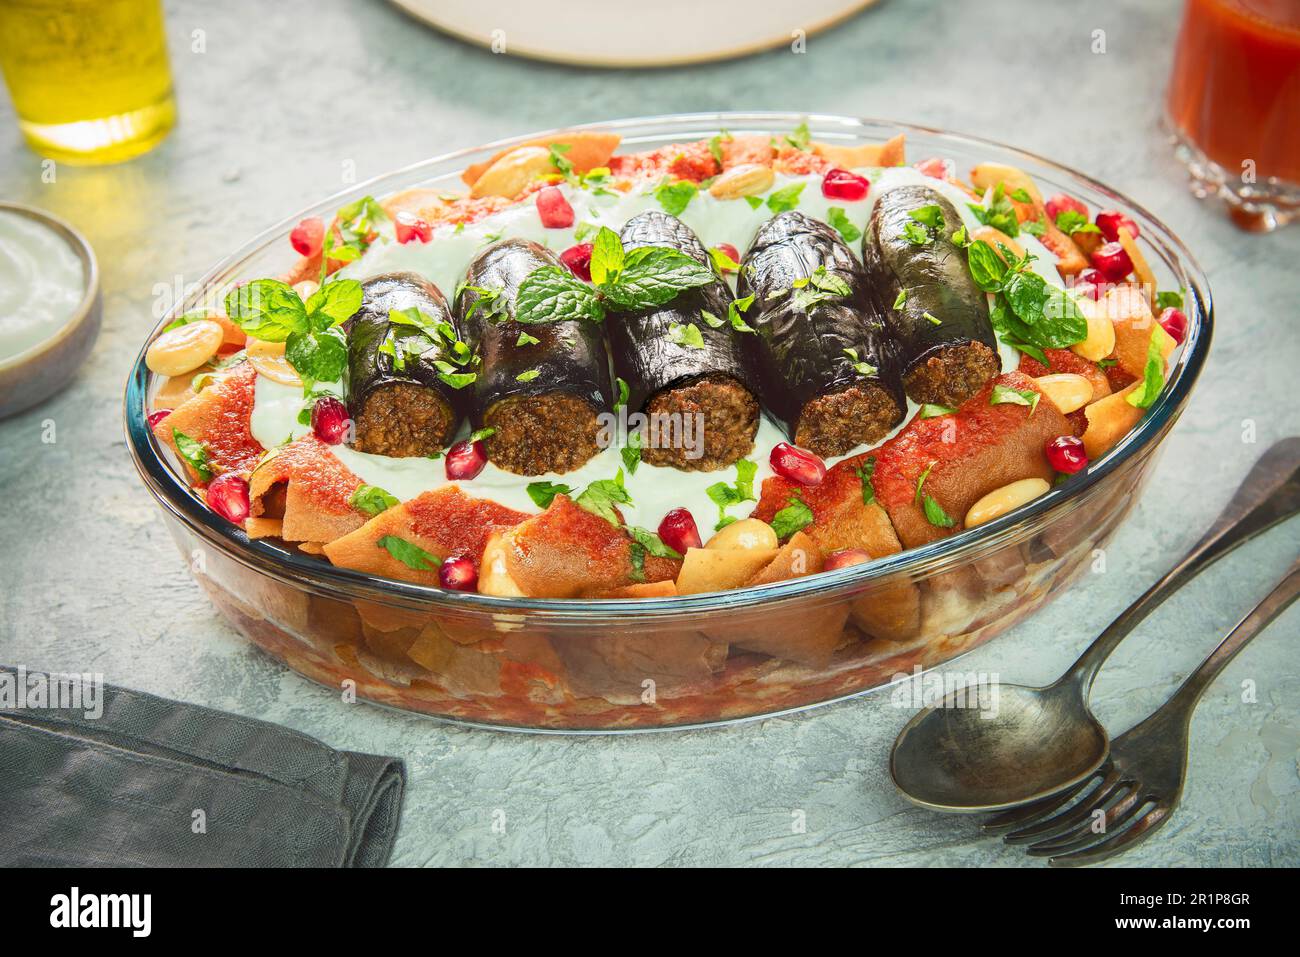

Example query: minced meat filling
[484,392,602,475]
[640,375,758,472]
[795,382,901,458]
[903,340,1000,409]
[352,382,455,457]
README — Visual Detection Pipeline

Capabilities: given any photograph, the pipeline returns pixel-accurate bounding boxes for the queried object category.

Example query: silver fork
[984,558,1300,865]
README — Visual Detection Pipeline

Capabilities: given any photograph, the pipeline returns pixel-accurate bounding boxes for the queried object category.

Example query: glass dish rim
[124,111,1213,619]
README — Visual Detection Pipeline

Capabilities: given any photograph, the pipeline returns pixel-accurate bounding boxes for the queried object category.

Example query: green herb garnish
[377,535,440,571]
[525,480,573,509]
[990,383,1041,413]
[173,428,212,481]
[827,206,862,244]
[1125,333,1165,409]
[654,179,698,217]
[705,459,757,530]
[350,484,400,517]
[770,492,814,540]
[766,182,805,214]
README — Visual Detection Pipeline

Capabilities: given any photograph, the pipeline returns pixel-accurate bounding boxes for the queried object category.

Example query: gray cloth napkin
[0,666,404,867]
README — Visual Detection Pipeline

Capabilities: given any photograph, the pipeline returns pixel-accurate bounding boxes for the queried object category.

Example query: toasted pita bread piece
[153,363,263,482]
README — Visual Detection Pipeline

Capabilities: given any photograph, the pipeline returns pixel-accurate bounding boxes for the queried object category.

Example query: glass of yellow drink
[0,0,176,164]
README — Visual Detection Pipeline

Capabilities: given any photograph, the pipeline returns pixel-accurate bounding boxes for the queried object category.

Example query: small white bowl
[0,202,102,418]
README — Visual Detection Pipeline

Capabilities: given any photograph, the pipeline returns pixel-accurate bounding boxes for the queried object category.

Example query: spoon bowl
[890,680,1108,812]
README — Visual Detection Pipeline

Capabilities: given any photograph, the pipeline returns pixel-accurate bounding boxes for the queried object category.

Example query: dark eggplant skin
[861,185,1000,405]
[455,239,612,425]
[346,272,465,454]
[610,211,756,414]
[738,211,905,453]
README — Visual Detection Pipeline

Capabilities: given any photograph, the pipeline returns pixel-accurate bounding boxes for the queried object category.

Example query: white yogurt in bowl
[0,208,87,362]
[0,203,100,418]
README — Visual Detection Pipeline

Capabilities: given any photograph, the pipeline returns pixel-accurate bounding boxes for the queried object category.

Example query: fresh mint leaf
[967,239,1008,293]
[790,265,851,312]
[1155,289,1184,311]
[909,204,945,229]
[350,483,399,517]
[919,403,955,418]
[728,294,757,333]
[705,459,757,529]
[621,428,643,475]
[785,121,811,151]
[708,245,741,273]
[1055,209,1101,236]
[377,535,440,571]
[922,494,956,528]
[306,279,363,327]
[902,221,933,246]
[285,326,348,384]
[514,266,605,324]
[589,226,625,286]
[603,247,715,310]
[893,288,907,310]
[744,196,764,210]
[516,369,540,382]
[516,331,540,346]
[224,279,308,342]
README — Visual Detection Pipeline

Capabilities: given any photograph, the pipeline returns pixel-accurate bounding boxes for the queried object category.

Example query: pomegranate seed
[913,157,953,180]
[147,409,171,429]
[714,242,741,271]
[824,548,871,570]
[657,507,703,554]
[1090,241,1133,281]
[770,442,826,487]
[1045,435,1088,474]
[290,217,324,258]
[1045,193,1087,222]
[1158,307,1188,345]
[1095,210,1140,242]
[439,555,478,591]
[311,396,351,445]
[394,211,432,244]
[560,243,593,281]
[445,439,487,481]
[821,168,870,202]
[536,186,575,228]
[206,473,250,524]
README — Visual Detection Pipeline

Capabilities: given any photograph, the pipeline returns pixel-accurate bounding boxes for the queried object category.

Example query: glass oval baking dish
[124,113,1212,732]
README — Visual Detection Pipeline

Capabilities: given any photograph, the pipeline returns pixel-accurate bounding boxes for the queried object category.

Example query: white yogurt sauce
[251,165,1052,530]
[0,210,86,362]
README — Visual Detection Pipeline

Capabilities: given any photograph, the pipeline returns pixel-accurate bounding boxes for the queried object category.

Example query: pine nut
[146,320,225,376]
[1033,373,1094,414]
[965,478,1051,528]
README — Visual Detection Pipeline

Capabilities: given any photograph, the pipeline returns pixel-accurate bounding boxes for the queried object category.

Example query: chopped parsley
[525,480,573,509]
[654,179,698,217]
[377,535,440,571]
[788,265,851,312]
[914,463,955,529]
[1125,333,1165,409]
[172,428,212,481]
[574,468,632,526]
[668,322,706,349]
[770,492,815,540]
[854,457,877,505]
[827,206,862,244]
[350,483,400,517]
[990,383,1041,414]
[766,182,805,214]
[705,459,757,530]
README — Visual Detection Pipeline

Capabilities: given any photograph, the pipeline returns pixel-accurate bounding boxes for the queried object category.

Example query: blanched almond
[1033,373,1094,414]
[965,478,1051,528]
[470,146,556,200]
[246,338,301,386]
[705,517,779,551]
[146,320,225,376]
[1072,308,1117,363]
[708,163,775,200]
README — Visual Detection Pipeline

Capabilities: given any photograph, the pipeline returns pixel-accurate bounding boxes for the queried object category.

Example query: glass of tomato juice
[1165,0,1300,231]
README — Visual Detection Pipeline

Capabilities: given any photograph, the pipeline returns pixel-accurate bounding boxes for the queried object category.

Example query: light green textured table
[1,0,1296,866]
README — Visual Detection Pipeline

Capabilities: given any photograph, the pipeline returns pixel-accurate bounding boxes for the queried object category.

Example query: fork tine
[983,775,1096,834]
[1003,768,1124,844]
[1048,804,1173,867]
[1023,789,1146,857]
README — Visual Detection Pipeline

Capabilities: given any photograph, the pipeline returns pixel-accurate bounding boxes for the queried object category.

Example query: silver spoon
[890,437,1300,813]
